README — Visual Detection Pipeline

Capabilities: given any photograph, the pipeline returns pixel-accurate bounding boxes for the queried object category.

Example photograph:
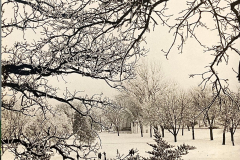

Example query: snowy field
[98,129,240,160]
[2,129,240,160]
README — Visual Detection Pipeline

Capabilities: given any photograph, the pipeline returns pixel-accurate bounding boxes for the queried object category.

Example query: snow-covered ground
[2,129,240,160]
[98,129,240,160]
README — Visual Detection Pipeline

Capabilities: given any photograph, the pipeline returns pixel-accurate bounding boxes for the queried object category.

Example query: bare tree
[155,97,166,138]
[166,0,240,97]
[185,94,200,140]
[228,88,240,146]
[121,93,146,137]
[121,60,166,137]
[191,87,220,141]
[218,89,240,146]
[179,92,195,138]
[103,99,129,136]
[161,89,187,142]
[218,94,233,145]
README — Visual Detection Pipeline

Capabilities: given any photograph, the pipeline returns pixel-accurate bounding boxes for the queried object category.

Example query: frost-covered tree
[145,129,196,160]
[2,1,168,157]
[73,110,100,143]
[185,89,203,140]
[217,89,240,146]
[103,100,128,136]
[161,89,187,142]
[217,94,233,145]
[179,92,195,137]
[122,61,167,137]
[228,88,240,146]
[191,87,220,140]
[1,105,73,159]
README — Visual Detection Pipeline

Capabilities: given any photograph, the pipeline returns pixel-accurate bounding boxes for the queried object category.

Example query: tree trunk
[209,126,213,140]
[192,125,195,140]
[182,125,184,136]
[187,125,190,131]
[150,124,152,138]
[140,123,143,137]
[100,117,102,132]
[117,126,119,136]
[222,132,225,145]
[161,125,164,137]
[230,128,235,146]
[174,133,177,142]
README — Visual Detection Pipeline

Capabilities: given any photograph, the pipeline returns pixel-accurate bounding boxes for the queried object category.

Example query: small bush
[144,129,196,160]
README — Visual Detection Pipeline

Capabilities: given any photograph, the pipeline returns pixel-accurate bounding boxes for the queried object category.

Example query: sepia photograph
[1,0,240,159]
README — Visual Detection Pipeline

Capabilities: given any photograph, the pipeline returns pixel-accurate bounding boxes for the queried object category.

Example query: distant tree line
[104,62,240,145]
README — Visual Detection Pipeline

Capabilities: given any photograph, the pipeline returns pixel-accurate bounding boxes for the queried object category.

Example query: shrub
[144,129,196,160]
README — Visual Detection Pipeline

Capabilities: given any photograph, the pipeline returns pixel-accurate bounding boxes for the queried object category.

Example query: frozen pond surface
[2,129,240,159]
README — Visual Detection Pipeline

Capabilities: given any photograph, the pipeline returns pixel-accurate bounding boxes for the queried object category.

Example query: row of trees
[104,62,240,145]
